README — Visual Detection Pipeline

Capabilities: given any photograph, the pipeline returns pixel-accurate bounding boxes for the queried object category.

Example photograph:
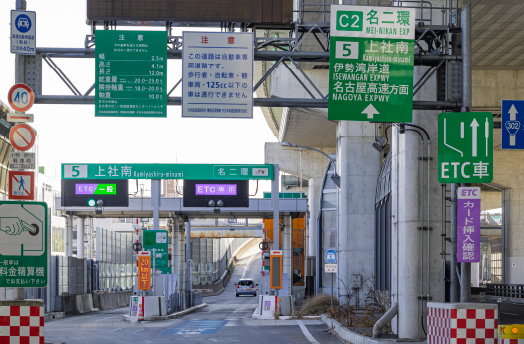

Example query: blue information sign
[325,249,337,264]
[502,100,524,149]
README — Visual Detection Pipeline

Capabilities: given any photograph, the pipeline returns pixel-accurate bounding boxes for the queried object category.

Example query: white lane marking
[242,253,256,279]
[297,320,320,344]
[502,312,519,316]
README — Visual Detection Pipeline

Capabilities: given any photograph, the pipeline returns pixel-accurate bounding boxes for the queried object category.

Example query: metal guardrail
[473,284,524,299]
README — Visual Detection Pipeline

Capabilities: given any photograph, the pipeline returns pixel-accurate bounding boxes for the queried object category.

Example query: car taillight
[251,284,254,288]
[237,285,239,288]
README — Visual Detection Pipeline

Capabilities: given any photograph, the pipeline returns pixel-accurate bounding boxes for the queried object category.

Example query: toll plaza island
[3,0,524,343]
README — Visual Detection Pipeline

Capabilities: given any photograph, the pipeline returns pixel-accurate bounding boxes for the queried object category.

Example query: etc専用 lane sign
[502,100,524,149]
[438,112,493,183]
[9,123,36,152]
[8,84,34,112]
[8,170,35,201]
[328,5,415,122]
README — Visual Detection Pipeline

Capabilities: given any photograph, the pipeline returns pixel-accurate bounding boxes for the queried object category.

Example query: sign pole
[331,273,334,309]
[151,180,160,230]
[450,184,459,303]
[460,3,472,303]
[272,164,279,296]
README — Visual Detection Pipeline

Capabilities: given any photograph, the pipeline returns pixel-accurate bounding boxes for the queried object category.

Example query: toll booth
[263,217,306,286]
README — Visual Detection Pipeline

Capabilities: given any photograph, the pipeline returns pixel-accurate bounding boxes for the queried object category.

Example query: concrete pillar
[471,262,479,287]
[176,222,185,293]
[283,216,293,295]
[66,214,73,257]
[171,217,180,275]
[392,126,425,338]
[307,178,318,258]
[77,217,84,258]
[337,121,380,305]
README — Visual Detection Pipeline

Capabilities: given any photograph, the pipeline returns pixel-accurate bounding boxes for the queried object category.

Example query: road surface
[45,243,343,344]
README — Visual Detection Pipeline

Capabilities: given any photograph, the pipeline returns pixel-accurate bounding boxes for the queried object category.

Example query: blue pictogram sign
[325,249,337,264]
[15,14,32,33]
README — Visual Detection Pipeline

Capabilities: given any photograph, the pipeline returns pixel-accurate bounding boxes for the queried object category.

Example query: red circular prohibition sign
[8,83,35,112]
[9,123,36,151]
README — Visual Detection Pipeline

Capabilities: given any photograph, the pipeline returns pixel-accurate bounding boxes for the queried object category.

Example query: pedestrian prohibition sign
[9,170,35,200]
[8,84,34,112]
[9,123,36,151]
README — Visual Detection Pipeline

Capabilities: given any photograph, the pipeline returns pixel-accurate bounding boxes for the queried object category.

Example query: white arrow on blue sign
[325,249,337,264]
[502,100,524,149]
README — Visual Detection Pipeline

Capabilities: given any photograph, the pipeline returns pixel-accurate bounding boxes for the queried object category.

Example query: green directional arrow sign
[143,230,169,274]
[329,5,415,122]
[438,112,493,183]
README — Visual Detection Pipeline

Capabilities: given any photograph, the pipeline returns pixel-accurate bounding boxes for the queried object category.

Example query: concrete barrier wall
[92,291,133,310]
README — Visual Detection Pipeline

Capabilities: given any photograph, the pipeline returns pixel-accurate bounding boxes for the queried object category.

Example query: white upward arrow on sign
[509,104,518,121]
[362,104,379,119]
[471,118,479,157]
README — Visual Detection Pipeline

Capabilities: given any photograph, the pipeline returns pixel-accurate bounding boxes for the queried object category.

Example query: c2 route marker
[438,112,493,183]
[9,171,35,200]
[502,100,524,149]
[457,187,480,263]
[329,5,415,122]
[9,123,36,151]
[8,84,34,112]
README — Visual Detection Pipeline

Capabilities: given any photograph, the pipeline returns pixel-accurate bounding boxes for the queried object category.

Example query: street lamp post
[281,142,340,187]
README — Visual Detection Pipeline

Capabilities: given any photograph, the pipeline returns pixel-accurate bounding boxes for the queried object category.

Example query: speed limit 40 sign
[8,84,34,112]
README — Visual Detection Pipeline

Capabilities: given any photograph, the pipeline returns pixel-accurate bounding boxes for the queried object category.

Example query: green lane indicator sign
[95,30,167,117]
[0,201,48,288]
[438,112,493,183]
[329,5,415,122]
[143,230,170,274]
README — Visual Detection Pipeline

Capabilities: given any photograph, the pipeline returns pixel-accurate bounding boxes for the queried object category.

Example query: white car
[235,278,258,297]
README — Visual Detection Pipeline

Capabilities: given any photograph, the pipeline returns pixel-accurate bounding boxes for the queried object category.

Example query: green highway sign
[95,30,167,117]
[329,5,415,122]
[143,230,169,274]
[438,112,493,183]
[62,163,274,180]
[0,201,48,288]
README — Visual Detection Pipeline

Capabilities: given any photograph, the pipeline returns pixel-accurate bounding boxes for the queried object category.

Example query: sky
[0,0,278,194]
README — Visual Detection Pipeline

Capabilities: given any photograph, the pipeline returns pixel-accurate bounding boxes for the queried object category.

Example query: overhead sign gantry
[62,163,273,180]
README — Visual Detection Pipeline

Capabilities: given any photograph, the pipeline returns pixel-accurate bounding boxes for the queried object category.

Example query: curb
[321,314,384,344]
[44,312,66,321]
[320,315,427,344]
[123,303,207,322]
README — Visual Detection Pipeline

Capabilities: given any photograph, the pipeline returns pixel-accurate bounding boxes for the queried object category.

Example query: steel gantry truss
[16,2,464,112]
